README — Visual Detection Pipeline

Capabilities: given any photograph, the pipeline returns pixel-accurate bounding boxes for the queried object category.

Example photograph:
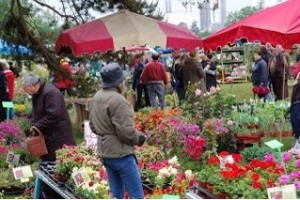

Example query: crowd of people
[131,49,217,111]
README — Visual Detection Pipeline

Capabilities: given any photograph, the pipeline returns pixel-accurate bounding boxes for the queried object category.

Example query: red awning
[55,10,203,56]
[203,0,300,50]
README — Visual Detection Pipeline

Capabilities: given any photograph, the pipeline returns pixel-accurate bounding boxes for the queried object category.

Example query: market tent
[0,39,32,56]
[55,10,203,56]
[203,0,300,50]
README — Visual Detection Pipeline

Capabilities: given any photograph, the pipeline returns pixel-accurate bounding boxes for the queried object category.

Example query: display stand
[72,98,94,124]
[34,170,76,199]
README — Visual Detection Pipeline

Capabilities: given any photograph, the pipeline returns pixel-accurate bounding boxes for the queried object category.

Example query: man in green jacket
[90,62,146,199]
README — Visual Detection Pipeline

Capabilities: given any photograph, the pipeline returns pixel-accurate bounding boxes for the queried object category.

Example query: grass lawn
[220,80,294,101]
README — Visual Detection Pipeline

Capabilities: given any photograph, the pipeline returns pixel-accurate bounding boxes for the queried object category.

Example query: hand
[138,135,147,146]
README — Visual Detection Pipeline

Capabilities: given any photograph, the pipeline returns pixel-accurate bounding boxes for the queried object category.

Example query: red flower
[221,170,239,179]
[232,153,243,163]
[267,179,275,188]
[251,172,261,181]
[88,181,95,187]
[208,156,220,165]
[219,151,229,157]
[252,181,263,189]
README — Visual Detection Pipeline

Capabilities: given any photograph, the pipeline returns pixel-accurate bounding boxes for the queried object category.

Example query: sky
[149,0,286,26]
[45,0,286,26]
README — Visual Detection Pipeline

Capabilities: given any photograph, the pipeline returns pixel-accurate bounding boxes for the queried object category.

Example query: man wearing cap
[89,62,146,199]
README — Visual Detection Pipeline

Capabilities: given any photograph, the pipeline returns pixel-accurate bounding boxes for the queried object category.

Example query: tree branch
[32,0,79,24]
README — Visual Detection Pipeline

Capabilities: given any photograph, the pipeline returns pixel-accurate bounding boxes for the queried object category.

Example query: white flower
[159,168,170,178]
[169,166,178,175]
[72,167,79,172]
[168,156,179,165]
[225,155,234,164]
[185,170,193,179]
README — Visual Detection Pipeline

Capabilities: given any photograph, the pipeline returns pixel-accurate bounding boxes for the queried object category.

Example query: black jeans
[134,85,150,111]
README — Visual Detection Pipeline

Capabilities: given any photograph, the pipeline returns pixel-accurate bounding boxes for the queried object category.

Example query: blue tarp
[0,39,32,56]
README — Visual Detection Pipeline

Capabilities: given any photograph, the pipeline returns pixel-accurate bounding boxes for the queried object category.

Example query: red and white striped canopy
[55,10,203,56]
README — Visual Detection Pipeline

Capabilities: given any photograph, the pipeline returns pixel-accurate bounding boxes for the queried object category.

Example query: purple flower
[290,171,300,179]
[264,153,274,162]
[295,181,300,190]
[282,152,291,163]
[279,175,290,185]
[296,159,300,168]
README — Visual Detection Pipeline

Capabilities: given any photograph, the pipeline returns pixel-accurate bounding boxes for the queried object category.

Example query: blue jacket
[252,58,268,86]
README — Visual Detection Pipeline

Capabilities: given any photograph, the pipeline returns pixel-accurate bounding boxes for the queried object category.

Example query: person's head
[21,73,42,95]
[171,49,180,59]
[151,53,160,61]
[100,62,128,93]
[179,53,189,65]
[207,53,214,60]
[0,59,9,71]
[260,46,268,54]
[254,51,263,61]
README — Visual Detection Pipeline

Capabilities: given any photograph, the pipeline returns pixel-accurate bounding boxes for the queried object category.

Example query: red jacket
[55,62,74,89]
[141,60,168,85]
[3,70,15,100]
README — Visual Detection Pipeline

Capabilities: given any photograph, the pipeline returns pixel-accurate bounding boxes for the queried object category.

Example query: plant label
[72,167,90,187]
[6,151,20,166]
[12,166,33,180]
[267,184,297,199]
[2,101,14,108]
[265,139,284,149]
[162,194,180,199]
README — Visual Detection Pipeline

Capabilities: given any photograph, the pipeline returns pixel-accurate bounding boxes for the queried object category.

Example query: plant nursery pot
[206,183,214,194]
[199,181,207,189]
[53,173,69,183]
[217,192,230,199]
[273,131,282,138]
[1,187,26,195]
[283,131,293,137]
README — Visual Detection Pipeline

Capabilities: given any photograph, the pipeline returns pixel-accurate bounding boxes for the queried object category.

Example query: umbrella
[203,0,300,50]
[125,45,149,52]
[55,10,202,56]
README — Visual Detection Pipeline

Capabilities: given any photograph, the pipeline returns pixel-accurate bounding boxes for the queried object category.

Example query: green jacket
[90,87,143,158]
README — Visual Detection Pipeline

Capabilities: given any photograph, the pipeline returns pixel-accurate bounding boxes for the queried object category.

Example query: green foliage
[241,145,274,163]
[74,76,98,98]
[190,21,200,35]
[226,1,264,26]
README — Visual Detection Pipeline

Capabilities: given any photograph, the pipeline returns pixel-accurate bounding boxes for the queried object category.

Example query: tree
[226,0,265,26]
[178,22,188,29]
[0,0,162,71]
[190,21,200,35]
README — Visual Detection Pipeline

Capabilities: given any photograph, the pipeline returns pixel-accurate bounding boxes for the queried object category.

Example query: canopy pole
[123,47,126,70]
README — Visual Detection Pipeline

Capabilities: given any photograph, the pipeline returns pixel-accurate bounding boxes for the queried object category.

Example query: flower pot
[273,131,282,138]
[262,131,272,137]
[283,131,293,137]
[199,181,207,189]
[206,183,214,194]
[217,192,230,199]
[53,173,70,183]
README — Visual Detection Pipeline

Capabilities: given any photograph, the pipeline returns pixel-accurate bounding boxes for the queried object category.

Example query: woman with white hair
[21,72,76,198]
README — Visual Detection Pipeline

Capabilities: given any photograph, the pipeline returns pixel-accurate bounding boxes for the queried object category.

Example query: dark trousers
[134,85,150,112]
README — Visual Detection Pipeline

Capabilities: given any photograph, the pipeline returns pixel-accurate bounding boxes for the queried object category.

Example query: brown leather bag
[26,132,48,157]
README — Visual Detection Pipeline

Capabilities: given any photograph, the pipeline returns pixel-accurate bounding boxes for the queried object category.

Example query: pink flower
[195,89,202,96]
[227,120,234,126]
[282,152,291,163]
[209,86,217,94]
[296,159,300,168]
[264,153,274,162]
